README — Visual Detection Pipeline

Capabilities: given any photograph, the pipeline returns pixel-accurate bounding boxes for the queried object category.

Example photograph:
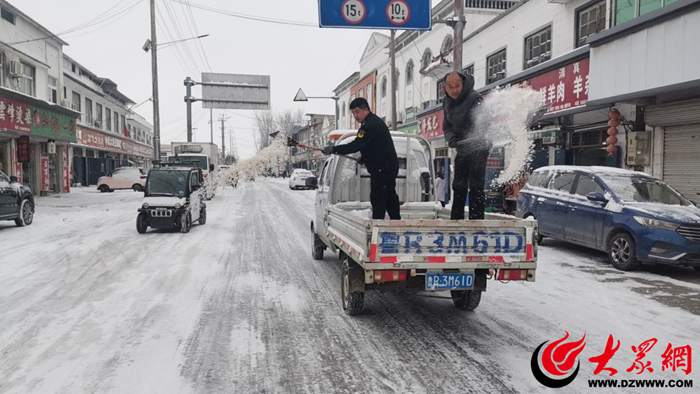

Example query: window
[114,111,119,133]
[615,0,675,25]
[406,60,414,85]
[85,98,93,124]
[463,65,474,76]
[576,176,604,196]
[524,27,551,69]
[577,1,606,47]
[421,49,433,69]
[96,104,103,128]
[527,171,549,188]
[549,172,577,193]
[366,83,372,104]
[441,35,454,54]
[487,49,507,84]
[1,7,15,24]
[72,92,81,112]
[48,76,58,103]
[106,108,112,131]
[121,115,126,135]
[358,88,364,98]
[0,52,6,87]
[381,76,387,98]
[18,62,35,97]
[437,79,446,104]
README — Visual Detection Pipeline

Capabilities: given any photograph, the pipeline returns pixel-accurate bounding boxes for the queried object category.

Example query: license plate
[425,273,474,291]
[301,178,307,181]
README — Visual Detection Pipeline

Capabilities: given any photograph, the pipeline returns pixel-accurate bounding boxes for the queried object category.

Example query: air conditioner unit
[94,120,102,128]
[9,60,21,76]
[61,99,72,108]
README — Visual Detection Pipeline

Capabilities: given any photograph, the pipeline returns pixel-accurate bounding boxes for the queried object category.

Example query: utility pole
[184,77,195,142]
[453,0,465,72]
[390,30,397,131]
[210,108,213,143]
[218,114,229,164]
[149,0,161,160]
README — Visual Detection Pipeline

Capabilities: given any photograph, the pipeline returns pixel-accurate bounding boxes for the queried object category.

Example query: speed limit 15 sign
[318,0,431,30]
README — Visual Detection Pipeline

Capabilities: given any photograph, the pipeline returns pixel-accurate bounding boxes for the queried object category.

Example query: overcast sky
[20,0,433,159]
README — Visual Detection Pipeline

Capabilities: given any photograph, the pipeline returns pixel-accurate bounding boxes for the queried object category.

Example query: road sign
[319,0,431,30]
[200,73,271,110]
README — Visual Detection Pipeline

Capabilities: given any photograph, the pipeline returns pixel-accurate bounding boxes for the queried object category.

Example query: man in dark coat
[322,98,401,220]
[442,72,492,220]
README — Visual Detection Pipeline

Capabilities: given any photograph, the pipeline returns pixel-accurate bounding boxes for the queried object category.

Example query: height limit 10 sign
[318,0,431,30]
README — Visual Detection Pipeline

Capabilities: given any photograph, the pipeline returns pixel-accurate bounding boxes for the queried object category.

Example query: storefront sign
[31,107,77,142]
[76,126,153,158]
[63,150,70,193]
[519,58,590,114]
[17,136,30,163]
[0,98,32,133]
[418,109,444,140]
[41,154,50,191]
[398,123,419,135]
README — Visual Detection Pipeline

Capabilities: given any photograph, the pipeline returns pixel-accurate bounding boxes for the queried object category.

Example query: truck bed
[325,202,537,276]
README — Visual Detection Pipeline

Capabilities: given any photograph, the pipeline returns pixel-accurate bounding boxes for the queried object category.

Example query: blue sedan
[516,166,700,271]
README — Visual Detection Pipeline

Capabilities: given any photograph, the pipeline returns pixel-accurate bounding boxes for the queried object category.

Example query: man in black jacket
[442,72,491,220]
[322,98,401,220]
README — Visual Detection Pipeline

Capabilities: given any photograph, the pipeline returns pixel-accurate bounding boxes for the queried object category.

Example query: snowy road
[1,178,698,394]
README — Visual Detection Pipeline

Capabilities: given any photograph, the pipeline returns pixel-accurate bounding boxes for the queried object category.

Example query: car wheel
[99,185,110,193]
[608,232,641,271]
[199,206,207,225]
[132,184,144,192]
[136,212,148,234]
[341,258,365,316]
[180,211,192,233]
[451,290,482,311]
[14,199,34,227]
[525,214,544,245]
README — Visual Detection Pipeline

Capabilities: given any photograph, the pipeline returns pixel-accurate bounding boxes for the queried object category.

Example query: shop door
[664,124,700,204]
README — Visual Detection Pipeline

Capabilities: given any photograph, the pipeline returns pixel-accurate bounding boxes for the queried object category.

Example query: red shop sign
[17,136,30,163]
[63,149,70,193]
[519,58,590,114]
[418,109,444,140]
[41,154,50,191]
[0,97,32,133]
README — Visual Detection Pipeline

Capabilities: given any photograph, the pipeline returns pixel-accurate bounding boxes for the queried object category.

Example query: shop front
[73,126,154,186]
[0,89,78,195]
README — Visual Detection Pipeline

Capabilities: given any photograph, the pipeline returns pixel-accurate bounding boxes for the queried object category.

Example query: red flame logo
[531,331,586,388]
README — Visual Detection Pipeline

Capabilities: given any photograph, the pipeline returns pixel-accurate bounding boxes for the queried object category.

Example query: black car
[0,171,34,227]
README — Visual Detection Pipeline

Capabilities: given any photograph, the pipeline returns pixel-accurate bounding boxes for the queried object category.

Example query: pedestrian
[435,171,446,207]
[442,71,491,220]
[322,97,401,220]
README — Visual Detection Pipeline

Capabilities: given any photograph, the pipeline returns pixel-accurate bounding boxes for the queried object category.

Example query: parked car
[136,166,206,234]
[0,171,34,227]
[289,169,316,190]
[97,167,147,192]
[516,166,700,271]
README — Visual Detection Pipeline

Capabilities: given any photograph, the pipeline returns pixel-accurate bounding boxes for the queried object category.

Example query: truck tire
[341,258,365,315]
[451,290,482,311]
[608,232,640,271]
[136,212,148,234]
[311,232,324,260]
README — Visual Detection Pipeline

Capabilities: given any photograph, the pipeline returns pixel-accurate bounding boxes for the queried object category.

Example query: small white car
[98,167,146,192]
[289,169,316,190]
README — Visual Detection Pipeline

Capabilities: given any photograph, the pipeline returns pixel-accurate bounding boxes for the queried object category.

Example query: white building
[63,55,154,186]
[0,0,79,194]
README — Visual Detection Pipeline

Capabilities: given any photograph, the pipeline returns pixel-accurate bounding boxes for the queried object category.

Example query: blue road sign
[318,0,431,30]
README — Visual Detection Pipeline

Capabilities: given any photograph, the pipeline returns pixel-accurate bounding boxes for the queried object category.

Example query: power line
[155,3,198,77]
[161,0,202,76]
[62,0,144,39]
[180,0,212,72]
[169,0,317,27]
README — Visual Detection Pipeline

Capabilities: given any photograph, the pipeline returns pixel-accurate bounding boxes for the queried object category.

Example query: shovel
[286,137,359,162]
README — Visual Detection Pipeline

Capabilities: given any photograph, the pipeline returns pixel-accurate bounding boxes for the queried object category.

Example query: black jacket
[442,73,490,152]
[333,112,398,175]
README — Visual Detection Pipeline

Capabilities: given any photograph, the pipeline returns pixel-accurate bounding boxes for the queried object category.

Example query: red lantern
[606,145,618,154]
[607,127,619,136]
[606,136,618,145]
[607,119,620,128]
[609,109,621,120]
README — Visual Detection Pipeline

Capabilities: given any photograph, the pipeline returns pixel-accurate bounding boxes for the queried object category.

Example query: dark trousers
[370,168,401,220]
[451,149,489,220]
[440,201,446,207]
